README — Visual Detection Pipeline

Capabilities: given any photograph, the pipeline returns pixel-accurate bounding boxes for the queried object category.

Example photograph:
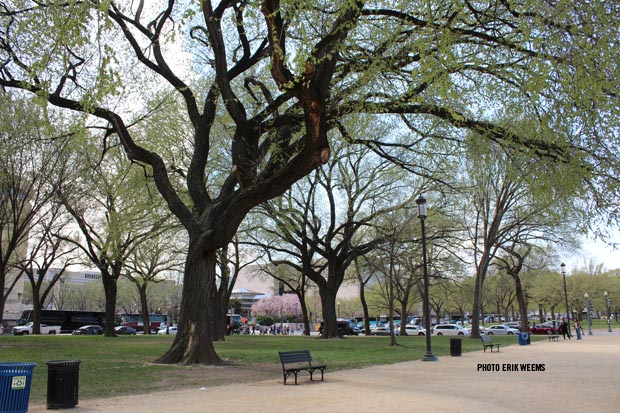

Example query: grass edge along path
[0,334,541,404]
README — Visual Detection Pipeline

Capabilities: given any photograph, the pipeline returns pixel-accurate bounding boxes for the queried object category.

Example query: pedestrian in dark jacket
[560,319,571,340]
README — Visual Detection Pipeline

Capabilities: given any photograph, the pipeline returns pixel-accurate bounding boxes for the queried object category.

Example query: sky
[564,237,620,273]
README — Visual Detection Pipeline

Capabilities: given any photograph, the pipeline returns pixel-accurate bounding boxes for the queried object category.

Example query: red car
[529,322,557,335]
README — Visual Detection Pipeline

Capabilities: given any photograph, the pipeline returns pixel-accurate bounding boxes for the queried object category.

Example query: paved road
[29,332,620,412]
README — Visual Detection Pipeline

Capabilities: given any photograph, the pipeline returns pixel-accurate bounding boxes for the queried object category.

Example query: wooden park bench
[278,350,327,385]
[481,335,501,352]
[547,331,560,341]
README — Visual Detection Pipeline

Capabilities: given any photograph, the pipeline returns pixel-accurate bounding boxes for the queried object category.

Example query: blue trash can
[0,362,37,413]
[518,332,530,346]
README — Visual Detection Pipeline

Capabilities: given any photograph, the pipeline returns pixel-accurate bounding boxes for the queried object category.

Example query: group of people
[256,325,301,335]
[232,324,303,335]
[558,318,584,340]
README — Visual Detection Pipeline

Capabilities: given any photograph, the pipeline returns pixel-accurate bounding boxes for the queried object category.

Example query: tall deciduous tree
[211,235,259,340]
[0,94,70,328]
[2,1,618,363]
[124,228,184,334]
[254,137,414,338]
[14,200,77,334]
[464,134,581,337]
[59,144,171,336]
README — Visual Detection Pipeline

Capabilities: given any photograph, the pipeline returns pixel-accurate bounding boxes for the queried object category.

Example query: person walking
[574,319,582,340]
[560,319,571,340]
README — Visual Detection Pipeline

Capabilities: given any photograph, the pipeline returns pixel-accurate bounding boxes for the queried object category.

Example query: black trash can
[0,362,37,413]
[46,360,81,409]
[450,338,462,356]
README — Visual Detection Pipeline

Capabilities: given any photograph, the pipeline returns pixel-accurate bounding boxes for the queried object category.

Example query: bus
[17,310,109,334]
[226,313,242,334]
[119,313,169,333]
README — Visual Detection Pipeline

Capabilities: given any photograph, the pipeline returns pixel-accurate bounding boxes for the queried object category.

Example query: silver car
[404,325,426,336]
[482,324,520,335]
[432,324,471,336]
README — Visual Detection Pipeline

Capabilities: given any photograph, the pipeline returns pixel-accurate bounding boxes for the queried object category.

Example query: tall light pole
[605,291,612,332]
[585,292,593,335]
[416,195,437,362]
[561,263,571,335]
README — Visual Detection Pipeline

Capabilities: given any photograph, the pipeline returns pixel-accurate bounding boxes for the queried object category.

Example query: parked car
[72,325,104,335]
[432,324,470,336]
[360,321,384,335]
[504,322,521,329]
[13,322,61,335]
[530,322,557,335]
[319,320,360,336]
[157,325,178,335]
[404,324,426,336]
[481,324,519,335]
[370,326,399,336]
[115,326,137,335]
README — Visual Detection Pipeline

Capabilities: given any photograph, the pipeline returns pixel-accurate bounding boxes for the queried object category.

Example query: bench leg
[309,368,324,382]
[283,370,299,385]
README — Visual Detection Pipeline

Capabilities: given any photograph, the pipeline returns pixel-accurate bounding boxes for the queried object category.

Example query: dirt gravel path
[29,332,620,413]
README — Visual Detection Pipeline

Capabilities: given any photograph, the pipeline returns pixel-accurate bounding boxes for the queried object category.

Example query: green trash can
[0,362,37,413]
[46,360,81,409]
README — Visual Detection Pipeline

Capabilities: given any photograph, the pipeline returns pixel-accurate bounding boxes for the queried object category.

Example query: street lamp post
[605,291,612,332]
[560,263,571,335]
[585,293,593,335]
[416,195,437,362]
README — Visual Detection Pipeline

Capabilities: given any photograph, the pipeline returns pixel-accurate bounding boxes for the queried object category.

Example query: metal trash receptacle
[450,338,462,356]
[518,332,530,346]
[0,362,37,413]
[46,360,81,409]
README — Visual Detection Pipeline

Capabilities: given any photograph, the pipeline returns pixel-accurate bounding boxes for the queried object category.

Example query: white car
[432,324,471,336]
[404,325,426,336]
[12,322,61,335]
[481,324,520,335]
[157,325,178,335]
[370,326,398,336]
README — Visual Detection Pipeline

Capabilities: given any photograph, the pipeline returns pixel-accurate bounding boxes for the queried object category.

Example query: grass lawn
[0,333,543,404]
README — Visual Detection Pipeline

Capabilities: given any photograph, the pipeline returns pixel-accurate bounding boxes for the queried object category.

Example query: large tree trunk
[471,274,483,338]
[102,272,118,337]
[212,248,230,341]
[399,301,408,336]
[297,293,311,336]
[154,243,224,365]
[512,275,529,332]
[139,284,151,334]
[32,282,42,334]
[319,287,340,338]
[538,305,544,323]
[358,275,371,336]
[212,282,226,341]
